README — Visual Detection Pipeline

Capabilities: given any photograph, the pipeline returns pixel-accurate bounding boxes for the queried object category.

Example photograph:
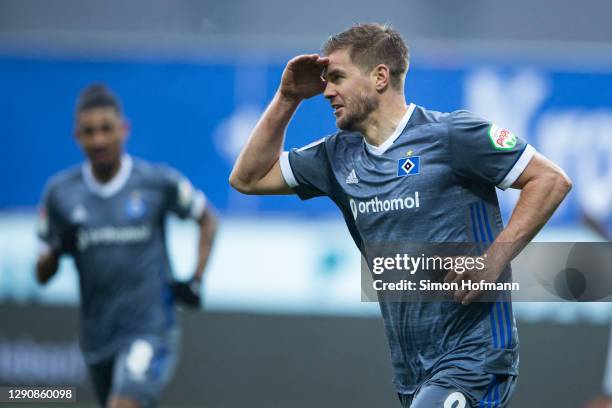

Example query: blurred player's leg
[109,331,180,408]
[108,395,140,408]
[87,358,114,407]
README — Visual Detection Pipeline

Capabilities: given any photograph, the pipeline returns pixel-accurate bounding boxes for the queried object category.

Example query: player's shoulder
[44,164,83,196]
[131,157,177,178]
[292,131,360,155]
[409,105,479,126]
[130,157,185,188]
[440,108,488,128]
[410,105,448,125]
[411,107,491,143]
[326,130,363,152]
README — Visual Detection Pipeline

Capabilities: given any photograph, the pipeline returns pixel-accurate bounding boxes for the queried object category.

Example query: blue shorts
[87,330,180,408]
[398,366,517,408]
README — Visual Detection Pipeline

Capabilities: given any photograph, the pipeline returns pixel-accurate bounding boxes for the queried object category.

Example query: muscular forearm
[487,172,572,266]
[229,92,300,191]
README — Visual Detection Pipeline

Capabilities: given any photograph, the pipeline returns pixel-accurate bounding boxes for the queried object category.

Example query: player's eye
[100,123,115,133]
[80,126,96,136]
[80,123,116,136]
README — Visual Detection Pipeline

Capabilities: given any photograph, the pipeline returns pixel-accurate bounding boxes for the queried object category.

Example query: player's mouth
[332,104,344,116]
[89,148,113,162]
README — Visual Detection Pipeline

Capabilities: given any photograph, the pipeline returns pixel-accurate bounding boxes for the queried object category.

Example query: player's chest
[335,141,452,200]
[59,185,165,229]
[333,138,456,228]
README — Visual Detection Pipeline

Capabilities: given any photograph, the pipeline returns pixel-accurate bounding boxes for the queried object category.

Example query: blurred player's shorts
[87,329,181,408]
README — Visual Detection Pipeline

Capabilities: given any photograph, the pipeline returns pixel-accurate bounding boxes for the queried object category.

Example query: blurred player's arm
[166,173,218,307]
[36,250,59,284]
[35,187,70,285]
[171,203,218,308]
[193,204,218,282]
[229,54,328,195]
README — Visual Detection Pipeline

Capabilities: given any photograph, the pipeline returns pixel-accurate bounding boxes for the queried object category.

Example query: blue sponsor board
[1,56,612,226]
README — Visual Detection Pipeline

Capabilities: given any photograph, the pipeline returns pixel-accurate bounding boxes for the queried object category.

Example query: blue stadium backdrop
[2,55,612,225]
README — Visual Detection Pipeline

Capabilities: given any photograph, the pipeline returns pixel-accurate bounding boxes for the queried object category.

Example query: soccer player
[229,23,571,407]
[36,84,218,408]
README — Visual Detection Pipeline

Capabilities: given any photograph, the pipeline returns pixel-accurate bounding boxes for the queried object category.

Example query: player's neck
[360,98,409,147]
[91,157,122,183]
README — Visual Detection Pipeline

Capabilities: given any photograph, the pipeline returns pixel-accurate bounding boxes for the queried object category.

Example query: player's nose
[90,132,111,148]
[323,81,337,99]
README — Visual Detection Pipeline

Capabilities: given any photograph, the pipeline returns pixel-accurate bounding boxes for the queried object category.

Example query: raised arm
[229,54,328,195]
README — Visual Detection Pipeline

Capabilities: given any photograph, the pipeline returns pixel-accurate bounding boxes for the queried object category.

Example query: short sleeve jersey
[38,155,206,362]
[280,104,534,393]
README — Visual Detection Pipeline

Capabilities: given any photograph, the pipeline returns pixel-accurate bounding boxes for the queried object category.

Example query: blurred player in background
[36,84,218,408]
[230,23,571,407]
[583,197,612,408]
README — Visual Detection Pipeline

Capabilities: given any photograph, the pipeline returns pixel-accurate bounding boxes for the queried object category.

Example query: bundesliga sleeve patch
[489,124,517,150]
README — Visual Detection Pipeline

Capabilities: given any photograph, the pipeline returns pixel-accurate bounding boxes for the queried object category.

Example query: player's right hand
[279,54,329,103]
[170,278,202,308]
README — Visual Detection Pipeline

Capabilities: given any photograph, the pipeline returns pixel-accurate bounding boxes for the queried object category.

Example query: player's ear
[121,117,131,141]
[73,112,82,141]
[372,64,391,92]
[73,121,82,142]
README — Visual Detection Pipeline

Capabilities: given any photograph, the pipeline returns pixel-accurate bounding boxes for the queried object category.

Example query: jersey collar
[364,102,416,156]
[82,154,133,198]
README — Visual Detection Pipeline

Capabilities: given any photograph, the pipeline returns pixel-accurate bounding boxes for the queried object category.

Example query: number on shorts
[444,391,466,408]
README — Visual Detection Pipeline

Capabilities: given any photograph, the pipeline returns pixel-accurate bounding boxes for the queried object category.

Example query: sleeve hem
[279,151,299,188]
[497,144,536,190]
[190,190,207,219]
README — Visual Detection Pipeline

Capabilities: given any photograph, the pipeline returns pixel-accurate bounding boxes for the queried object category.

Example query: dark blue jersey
[280,104,534,393]
[38,155,206,362]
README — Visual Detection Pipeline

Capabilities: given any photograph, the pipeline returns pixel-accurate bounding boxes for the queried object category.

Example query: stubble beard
[337,91,379,132]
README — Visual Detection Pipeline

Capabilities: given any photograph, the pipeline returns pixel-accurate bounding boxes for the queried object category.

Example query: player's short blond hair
[322,23,409,90]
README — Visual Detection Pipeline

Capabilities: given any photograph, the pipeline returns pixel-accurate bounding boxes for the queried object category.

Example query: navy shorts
[87,330,180,408]
[398,366,517,408]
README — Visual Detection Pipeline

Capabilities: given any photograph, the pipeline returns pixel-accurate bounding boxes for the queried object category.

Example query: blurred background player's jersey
[281,104,530,394]
[38,155,206,362]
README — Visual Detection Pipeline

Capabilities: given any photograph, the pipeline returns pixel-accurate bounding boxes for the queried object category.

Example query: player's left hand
[443,255,505,305]
[170,277,202,307]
